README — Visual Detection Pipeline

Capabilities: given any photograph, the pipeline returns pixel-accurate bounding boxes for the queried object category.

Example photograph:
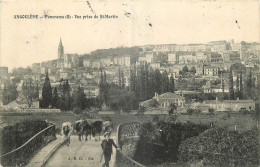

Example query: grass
[0,112,257,133]
[0,112,154,134]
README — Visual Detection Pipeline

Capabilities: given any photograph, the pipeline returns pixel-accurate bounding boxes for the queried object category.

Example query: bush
[178,128,259,167]
[134,122,210,165]
[0,119,54,166]
[187,108,202,115]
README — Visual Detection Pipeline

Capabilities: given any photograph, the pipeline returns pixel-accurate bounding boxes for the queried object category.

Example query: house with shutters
[139,92,185,109]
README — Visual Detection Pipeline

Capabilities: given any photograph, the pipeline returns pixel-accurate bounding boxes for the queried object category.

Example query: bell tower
[58,38,64,59]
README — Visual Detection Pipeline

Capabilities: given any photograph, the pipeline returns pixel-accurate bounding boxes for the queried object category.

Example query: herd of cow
[61,119,113,145]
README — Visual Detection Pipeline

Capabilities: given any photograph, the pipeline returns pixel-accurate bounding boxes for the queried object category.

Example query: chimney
[154,92,159,100]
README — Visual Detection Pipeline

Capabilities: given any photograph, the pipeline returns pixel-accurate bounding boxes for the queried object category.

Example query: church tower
[58,38,64,59]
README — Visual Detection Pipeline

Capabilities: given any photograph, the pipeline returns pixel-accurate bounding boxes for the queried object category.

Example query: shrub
[134,122,210,165]
[0,119,55,166]
[178,128,259,167]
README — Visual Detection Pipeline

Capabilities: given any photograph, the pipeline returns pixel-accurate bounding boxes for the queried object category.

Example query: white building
[168,53,178,64]
[83,59,90,67]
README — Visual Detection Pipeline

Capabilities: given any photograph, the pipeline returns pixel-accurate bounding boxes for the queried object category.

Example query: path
[26,135,64,167]
[45,136,117,167]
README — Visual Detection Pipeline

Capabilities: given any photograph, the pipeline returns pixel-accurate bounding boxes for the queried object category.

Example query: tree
[190,66,196,75]
[169,74,175,93]
[162,70,169,93]
[103,71,109,105]
[229,68,234,100]
[2,82,18,105]
[239,72,243,99]
[235,75,239,99]
[42,73,52,108]
[52,87,59,108]
[130,67,136,92]
[3,83,18,105]
[118,67,122,87]
[148,68,155,99]
[154,69,162,94]
[72,86,86,110]
[182,66,189,76]
[168,103,177,115]
[99,69,104,104]
[22,80,34,108]
[138,64,147,101]
[245,69,255,99]
[121,71,125,89]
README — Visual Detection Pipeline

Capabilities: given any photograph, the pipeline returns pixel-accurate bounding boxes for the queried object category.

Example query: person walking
[62,122,73,146]
[101,132,120,167]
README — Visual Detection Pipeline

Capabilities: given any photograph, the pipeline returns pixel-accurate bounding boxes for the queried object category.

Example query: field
[0,112,154,134]
[0,112,257,134]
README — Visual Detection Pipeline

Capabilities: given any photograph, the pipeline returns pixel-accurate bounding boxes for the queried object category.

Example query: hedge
[0,119,56,166]
[134,122,210,165]
[178,128,259,167]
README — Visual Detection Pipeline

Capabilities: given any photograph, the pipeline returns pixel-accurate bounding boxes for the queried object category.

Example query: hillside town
[0,39,259,114]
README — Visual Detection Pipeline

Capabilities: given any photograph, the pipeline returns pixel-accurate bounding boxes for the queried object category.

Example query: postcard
[0,0,259,167]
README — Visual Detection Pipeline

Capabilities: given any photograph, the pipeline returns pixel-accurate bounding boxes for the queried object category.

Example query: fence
[115,122,146,167]
[0,124,56,167]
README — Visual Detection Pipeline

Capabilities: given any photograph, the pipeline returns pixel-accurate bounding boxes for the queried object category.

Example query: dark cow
[83,120,92,141]
[75,120,92,141]
[92,121,103,141]
[102,120,113,134]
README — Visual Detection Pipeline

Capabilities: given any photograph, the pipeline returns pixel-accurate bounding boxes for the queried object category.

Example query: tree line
[40,73,95,113]
[99,63,175,111]
[229,66,257,100]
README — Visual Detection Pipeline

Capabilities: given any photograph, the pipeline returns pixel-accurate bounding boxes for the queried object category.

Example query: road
[45,136,116,167]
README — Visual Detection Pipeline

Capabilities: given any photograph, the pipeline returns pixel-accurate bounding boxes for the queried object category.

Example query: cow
[82,120,92,141]
[92,120,114,141]
[102,120,113,134]
[75,120,92,142]
[92,120,103,141]
[62,122,73,146]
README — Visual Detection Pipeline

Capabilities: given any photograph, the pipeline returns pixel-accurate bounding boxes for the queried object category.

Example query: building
[202,81,229,93]
[207,40,227,52]
[196,52,207,63]
[221,51,240,63]
[139,92,185,109]
[32,63,40,73]
[145,53,156,63]
[150,62,160,69]
[83,59,90,67]
[0,67,8,77]
[120,56,131,67]
[40,67,47,74]
[168,53,179,64]
[64,54,79,68]
[208,53,222,63]
[179,54,194,64]
[101,57,112,67]
[230,39,241,51]
[196,64,204,75]
[198,99,255,112]
[204,66,219,76]
[138,56,147,62]
[92,61,101,68]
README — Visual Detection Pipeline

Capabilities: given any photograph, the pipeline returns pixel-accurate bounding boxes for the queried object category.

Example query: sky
[0,0,259,70]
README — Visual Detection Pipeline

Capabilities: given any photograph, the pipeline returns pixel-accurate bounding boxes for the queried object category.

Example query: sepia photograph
[0,0,259,166]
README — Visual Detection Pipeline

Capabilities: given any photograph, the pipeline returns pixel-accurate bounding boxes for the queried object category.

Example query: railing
[116,122,145,167]
[0,124,56,167]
